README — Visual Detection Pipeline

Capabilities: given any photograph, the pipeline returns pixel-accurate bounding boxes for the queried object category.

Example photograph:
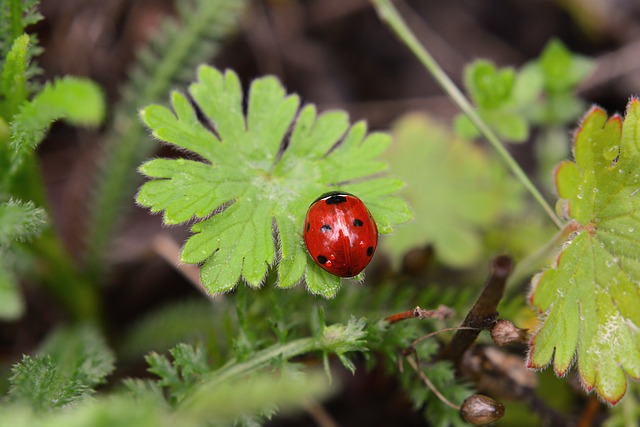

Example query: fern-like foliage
[84,0,248,279]
[7,324,115,412]
[0,0,43,94]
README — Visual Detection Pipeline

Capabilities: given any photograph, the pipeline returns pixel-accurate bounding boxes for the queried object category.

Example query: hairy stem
[371,0,563,229]
[8,0,23,41]
[83,0,246,280]
[178,336,318,412]
[14,153,101,321]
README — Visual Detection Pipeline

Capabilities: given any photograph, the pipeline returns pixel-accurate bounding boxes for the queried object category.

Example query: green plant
[0,0,105,321]
[136,66,412,297]
[372,0,639,411]
[84,0,247,280]
[454,39,593,143]
[3,0,640,426]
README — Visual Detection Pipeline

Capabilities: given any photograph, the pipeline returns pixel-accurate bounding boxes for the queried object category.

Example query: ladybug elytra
[303,192,378,277]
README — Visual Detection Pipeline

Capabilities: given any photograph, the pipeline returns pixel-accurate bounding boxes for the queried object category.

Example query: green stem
[33,228,102,322]
[14,153,101,322]
[8,0,23,41]
[370,0,564,229]
[178,337,317,411]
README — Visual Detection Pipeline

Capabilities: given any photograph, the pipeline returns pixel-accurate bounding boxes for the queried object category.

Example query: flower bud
[490,319,528,346]
[460,394,505,425]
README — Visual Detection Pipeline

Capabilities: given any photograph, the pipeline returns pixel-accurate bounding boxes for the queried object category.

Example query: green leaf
[538,38,593,93]
[137,66,411,297]
[0,33,29,118]
[511,62,544,106]
[10,76,105,168]
[458,59,531,143]
[38,324,115,388]
[146,344,209,405]
[0,199,47,244]
[7,355,89,412]
[385,113,523,267]
[178,370,334,425]
[7,324,115,412]
[453,114,480,140]
[528,100,640,404]
[464,60,515,109]
[490,110,529,142]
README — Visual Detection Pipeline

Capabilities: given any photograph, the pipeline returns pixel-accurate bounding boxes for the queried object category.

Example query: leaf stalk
[370,0,564,229]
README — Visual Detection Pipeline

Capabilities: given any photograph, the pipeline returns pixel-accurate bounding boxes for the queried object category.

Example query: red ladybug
[303,192,378,277]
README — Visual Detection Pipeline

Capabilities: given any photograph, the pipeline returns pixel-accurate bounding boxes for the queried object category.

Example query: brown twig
[436,255,513,366]
[305,399,341,427]
[151,233,209,297]
[384,304,453,325]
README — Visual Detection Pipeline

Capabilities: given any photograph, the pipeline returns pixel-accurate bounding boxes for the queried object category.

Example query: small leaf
[0,34,29,118]
[465,60,515,109]
[37,324,115,388]
[10,76,105,168]
[385,113,523,267]
[137,66,411,297]
[511,63,544,106]
[458,59,531,143]
[0,199,47,244]
[491,111,529,142]
[528,99,640,404]
[453,114,481,140]
[538,39,594,93]
[7,355,89,412]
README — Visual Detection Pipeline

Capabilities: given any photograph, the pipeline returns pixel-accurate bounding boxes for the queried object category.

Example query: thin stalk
[178,337,317,411]
[371,0,563,229]
[15,153,101,321]
[8,0,23,41]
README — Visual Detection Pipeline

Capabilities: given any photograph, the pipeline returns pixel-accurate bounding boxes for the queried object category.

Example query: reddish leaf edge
[527,98,640,406]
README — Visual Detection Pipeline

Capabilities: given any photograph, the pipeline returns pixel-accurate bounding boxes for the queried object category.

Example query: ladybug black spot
[306,222,310,232]
[325,195,347,205]
[321,224,332,232]
[353,219,363,227]
[366,246,374,257]
[317,255,328,265]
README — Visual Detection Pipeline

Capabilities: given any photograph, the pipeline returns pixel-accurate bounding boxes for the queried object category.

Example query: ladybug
[303,192,378,277]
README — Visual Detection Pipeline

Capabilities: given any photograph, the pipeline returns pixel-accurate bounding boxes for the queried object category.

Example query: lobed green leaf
[138,66,411,297]
[384,113,523,267]
[529,99,640,404]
